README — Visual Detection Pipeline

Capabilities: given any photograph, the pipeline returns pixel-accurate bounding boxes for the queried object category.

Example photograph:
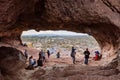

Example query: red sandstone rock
[0,0,119,53]
[0,0,120,80]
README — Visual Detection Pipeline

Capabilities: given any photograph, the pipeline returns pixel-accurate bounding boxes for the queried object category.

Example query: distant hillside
[22,30,88,37]
[21,35,100,55]
[22,33,88,38]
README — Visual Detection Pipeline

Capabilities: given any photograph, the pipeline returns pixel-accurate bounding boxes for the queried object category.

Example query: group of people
[24,49,52,69]
[70,47,90,65]
[70,47,101,65]
[24,46,101,70]
[93,50,102,61]
[24,49,61,69]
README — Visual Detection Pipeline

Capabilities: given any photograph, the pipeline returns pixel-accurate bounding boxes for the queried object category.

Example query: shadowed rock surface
[0,46,26,80]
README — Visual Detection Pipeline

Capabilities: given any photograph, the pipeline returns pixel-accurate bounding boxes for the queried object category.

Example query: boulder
[0,46,26,75]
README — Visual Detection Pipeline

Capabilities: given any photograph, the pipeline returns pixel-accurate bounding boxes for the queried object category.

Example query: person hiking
[93,51,102,60]
[39,50,46,63]
[83,48,90,65]
[37,50,44,67]
[37,57,43,67]
[56,52,60,58]
[93,51,100,61]
[29,56,36,66]
[70,47,76,64]
[25,56,36,70]
[24,49,28,59]
[47,50,50,58]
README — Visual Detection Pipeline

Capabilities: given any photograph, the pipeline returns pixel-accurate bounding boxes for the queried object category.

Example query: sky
[21,30,88,36]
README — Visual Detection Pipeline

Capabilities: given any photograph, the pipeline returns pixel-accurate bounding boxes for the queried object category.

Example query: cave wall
[0,1,120,80]
[0,0,120,55]
[0,46,26,80]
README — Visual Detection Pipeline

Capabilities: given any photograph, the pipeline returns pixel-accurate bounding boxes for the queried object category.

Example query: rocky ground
[0,43,118,80]
[20,46,117,80]
[21,56,118,80]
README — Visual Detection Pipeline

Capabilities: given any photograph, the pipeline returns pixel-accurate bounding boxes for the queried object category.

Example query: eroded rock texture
[31,65,120,80]
[0,46,26,80]
[0,0,120,79]
[0,0,120,54]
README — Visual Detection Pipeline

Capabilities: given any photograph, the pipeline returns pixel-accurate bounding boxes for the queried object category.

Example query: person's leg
[39,59,43,66]
[58,54,60,58]
[43,57,46,62]
[86,58,88,64]
[74,56,75,64]
[84,58,88,64]
[72,56,75,64]
[48,54,49,58]
[71,56,74,63]
[44,57,46,62]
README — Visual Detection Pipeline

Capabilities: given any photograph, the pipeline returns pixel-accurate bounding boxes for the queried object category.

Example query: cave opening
[20,29,109,66]
[0,23,119,80]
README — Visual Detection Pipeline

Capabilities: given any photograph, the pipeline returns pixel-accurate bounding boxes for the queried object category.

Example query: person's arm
[83,51,85,55]
[88,51,90,55]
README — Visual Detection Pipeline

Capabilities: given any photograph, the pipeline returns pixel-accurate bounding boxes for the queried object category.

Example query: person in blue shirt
[29,56,36,66]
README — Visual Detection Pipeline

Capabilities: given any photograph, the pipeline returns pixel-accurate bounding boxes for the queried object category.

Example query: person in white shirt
[29,56,36,66]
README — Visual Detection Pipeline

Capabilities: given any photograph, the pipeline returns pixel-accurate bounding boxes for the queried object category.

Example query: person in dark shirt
[39,50,46,62]
[37,50,44,67]
[47,50,50,58]
[56,52,60,58]
[70,47,76,64]
[24,49,28,59]
[84,48,90,65]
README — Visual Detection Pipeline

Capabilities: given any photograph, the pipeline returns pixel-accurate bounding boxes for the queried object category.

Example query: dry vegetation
[21,35,100,56]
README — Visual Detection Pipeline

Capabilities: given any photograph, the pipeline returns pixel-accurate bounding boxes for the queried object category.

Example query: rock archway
[0,0,120,54]
[0,0,120,80]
